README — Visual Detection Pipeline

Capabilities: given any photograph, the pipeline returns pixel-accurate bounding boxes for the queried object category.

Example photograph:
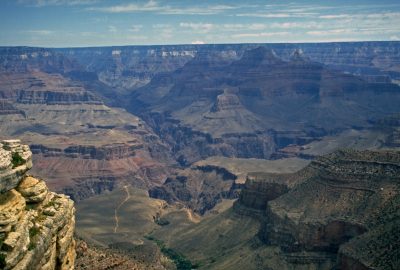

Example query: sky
[0,0,400,47]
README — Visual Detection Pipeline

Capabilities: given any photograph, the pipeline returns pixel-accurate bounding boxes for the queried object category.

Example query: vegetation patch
[28,242,36,251]
[0,253,6,269]
[28,227,40,251]
[155,217,170,226]
[25,203,37,211]
[29,227,40,238]
[145,235,196,270]
[45,200,57,208]
[11,152,25,168]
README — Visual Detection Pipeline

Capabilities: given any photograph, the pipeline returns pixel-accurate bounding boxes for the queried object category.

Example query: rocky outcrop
[235,149,400,269]
[140,111,275,165]
[0,140,32,193]
[337,191,400,270]
[16,89,102,105]
[238,173,298,211]
[0,140,76,270]
[149,164,240,214]
[373,113,400,148]
[0,101,25,116]
[75,238,174,270]
[234,167,313,219]
[31,143,142,160]
[211,91,243,112]
[0,72,102,105]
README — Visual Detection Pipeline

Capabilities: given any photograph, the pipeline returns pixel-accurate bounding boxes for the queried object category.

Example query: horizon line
[0,40,399,50]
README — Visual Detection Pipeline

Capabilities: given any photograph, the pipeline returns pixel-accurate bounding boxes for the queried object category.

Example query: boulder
[0,140,32,193]
[17,176,48,203]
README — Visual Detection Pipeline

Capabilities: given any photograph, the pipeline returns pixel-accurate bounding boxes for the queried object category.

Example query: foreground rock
[0,140,75,270]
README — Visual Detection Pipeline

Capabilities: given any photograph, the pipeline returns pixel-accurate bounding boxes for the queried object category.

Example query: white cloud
[222,23,267,31]
[236,12,314,18]
[108,25,117,33]
[307,28,399,37]
[90,0,159,13]
[270,22,320,29]
[320,12,400,20]
[152,24,172,29]
[180,22,214,33]
[307,29,352,36]
[319,14,351,19]
[390,35,400,41]
[237,13,291,18]
[191,40,205,44]
[89,1,241,15]
[232,32,290,38]
[19,0,98,6]
[125,35,148,41]
[179,23,268,33]
[152,24,175,39]
[129,25,143,32]
[25,30,54,35]
[79,31,97,37]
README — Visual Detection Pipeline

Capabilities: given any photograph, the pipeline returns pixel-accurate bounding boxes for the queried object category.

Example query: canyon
[0,42,400,269]
[153,149,399,270]
[0,63,174,200]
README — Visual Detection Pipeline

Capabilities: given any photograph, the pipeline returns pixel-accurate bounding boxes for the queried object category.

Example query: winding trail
[113,185,130,233]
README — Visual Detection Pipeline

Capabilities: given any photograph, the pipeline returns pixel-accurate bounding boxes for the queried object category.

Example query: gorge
[0,41,400,270]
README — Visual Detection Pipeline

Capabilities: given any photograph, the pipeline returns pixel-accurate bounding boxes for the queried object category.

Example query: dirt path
[113,185,130,233]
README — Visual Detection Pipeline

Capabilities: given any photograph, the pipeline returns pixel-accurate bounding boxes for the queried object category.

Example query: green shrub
[11,152,25,168]
[29,227,40,238]
[28,242,36,251]
[25,204,36,211]
[146,236,194,270]
[155,218,170,226]
[161,246,192,270]
[0,253,6,268]
[28,227,40,252]
[144,235,155,241]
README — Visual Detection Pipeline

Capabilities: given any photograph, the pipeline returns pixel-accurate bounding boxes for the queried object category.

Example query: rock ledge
[0,139,75,270]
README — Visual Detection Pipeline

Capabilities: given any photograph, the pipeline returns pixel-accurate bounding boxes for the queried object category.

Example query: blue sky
[1,0,400,47]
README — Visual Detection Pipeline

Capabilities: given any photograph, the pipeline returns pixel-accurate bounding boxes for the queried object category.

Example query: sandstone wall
[0,139,75,270]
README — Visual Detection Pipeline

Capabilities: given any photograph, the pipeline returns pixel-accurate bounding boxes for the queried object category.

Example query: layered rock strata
[234,167,313,220]
[0,139,75,270]
[149,164,240,215]
[236,149,400,269]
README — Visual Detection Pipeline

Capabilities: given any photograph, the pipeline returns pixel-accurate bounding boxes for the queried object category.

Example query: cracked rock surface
[0,140,75,270]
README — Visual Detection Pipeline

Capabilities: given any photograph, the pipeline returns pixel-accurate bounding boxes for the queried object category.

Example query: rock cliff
[235,149,400,269]
[0,139,75,270]
[149,164,240,215]
[0,62,174,202]
[0,72,102,105]
[236,168,312,216]
[130,46,400,164]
